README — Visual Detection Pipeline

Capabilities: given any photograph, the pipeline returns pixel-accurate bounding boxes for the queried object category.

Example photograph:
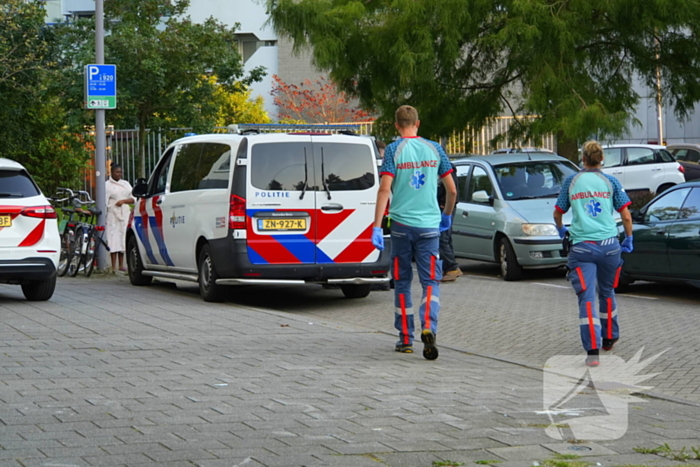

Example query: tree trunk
[556,131,579,164]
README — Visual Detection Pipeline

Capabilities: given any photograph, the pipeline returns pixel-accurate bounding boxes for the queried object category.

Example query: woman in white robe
[105,164,134,271]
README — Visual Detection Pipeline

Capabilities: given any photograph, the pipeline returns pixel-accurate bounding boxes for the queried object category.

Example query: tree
[212,78,272,126]
[53,0,265,177]
[271,74,372,123]
[0,0,90,195]
[266,0,700,153]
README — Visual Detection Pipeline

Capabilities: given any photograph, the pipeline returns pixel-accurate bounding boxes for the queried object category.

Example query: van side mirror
[132,182,149,198]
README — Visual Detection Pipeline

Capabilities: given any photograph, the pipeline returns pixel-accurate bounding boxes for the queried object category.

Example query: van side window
[150,148,174,195]
[170,143,203,192]
[318,143,375,191]
[456,165,471,203]
[251,142,310,191]
[197,143,231,189]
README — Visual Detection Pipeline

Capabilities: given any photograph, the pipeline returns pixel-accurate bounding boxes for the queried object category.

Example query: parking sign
[85,64,117,109]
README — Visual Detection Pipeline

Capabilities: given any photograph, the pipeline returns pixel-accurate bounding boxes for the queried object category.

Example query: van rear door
[246,136,317,264]
[312,137,379,264]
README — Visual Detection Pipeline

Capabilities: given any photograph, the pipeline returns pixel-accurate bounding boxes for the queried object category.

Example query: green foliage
[432,461,464,467]
[212,78,272,125]
[475,461,501,465]
[51,0,265,176]
[0,0,90,194]
[628,191,657,210]
[266,0,700,144]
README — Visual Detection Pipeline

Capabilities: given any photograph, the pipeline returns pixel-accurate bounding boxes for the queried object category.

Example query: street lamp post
[94,0,108,270]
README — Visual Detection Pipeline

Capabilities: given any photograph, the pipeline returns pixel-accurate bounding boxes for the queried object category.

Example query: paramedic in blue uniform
[371,105,457,360]
[553,140,634,367]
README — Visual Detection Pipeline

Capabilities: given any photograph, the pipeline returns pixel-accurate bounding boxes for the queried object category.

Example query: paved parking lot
[1,272,700,466]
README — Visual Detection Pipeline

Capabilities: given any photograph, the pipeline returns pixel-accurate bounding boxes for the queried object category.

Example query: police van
[126,131,391,302]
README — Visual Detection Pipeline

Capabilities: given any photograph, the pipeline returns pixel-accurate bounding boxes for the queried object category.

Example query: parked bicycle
[66,191,110,277]
[49,189,88,277]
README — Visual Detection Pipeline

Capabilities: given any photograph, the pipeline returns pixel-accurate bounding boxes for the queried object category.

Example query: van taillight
[229,194,246,229]
[21,205,57,219]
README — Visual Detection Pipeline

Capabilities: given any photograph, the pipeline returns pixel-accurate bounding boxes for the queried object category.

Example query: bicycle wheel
[84,230,97,277]
[56,229,74,277]
[68,232,84,277]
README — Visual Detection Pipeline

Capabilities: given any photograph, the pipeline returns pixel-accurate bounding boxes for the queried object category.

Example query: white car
[601,144,685,194]
[0,158,60,301]
[126,132,391,302]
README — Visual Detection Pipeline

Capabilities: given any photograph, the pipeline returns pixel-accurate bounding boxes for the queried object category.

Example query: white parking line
[533,282,569,289]
[617,293,658,300]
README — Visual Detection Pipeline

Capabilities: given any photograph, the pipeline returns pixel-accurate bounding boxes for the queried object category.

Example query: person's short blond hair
[395,105,419,128]
[582,140,604,166]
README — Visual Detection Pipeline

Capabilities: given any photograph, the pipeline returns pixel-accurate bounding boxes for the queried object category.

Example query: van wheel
[198,244,225,302]
[340,284,371,299]
[499,237,523,281]
[21,276,56,301]
[127,236,152,286]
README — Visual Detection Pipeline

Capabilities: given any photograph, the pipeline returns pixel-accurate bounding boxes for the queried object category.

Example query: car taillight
[21,205,57,219]
[679,165,685,173]
[229,194,246,229]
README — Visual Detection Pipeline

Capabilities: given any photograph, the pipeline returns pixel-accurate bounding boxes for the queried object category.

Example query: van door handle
[156,198,163,205]
[462,211,468,217]
[321,203,343,211]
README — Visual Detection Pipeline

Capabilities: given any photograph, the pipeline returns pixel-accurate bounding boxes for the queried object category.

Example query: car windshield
[494,161,579,201]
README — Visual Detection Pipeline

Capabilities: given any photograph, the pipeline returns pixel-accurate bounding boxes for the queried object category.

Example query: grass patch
[633,443,700,460]
[474,461,501,465]
[540,460,590,467]
[432,461,465,467]
[552,454,581,460]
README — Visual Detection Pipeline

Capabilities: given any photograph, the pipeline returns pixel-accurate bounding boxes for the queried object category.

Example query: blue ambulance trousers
[567,238,623,352]
[390,222,442,346]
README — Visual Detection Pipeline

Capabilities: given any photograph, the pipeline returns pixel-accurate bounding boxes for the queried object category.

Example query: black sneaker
[421,330,438,360]
[395,344,413,353]
[603,338,618,351]
[586,349,600,367]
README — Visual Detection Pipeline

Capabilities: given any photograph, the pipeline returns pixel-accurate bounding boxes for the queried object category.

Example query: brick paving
[0,273,699,466]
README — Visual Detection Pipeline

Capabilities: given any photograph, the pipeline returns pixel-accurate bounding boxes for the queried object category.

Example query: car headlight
[521,223,559,236]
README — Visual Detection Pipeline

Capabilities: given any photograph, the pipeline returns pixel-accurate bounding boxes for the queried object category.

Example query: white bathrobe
[105,178,133,253]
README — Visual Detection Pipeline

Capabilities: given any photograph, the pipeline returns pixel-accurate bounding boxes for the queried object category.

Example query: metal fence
[85,117,554,195]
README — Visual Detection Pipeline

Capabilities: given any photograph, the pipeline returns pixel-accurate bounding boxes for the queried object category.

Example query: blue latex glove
[621,235,633,253]
[371,227,384,251]
[557,225,568,239]
[439,213,452,232]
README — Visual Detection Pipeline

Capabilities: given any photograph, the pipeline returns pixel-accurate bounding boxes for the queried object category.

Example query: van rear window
[0,170,41,198]
[250,142,375,192]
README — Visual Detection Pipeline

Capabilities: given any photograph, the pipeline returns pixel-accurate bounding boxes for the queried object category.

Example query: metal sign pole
[95,0,108,271]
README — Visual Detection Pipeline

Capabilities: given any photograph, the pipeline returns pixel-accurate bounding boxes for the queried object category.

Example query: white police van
[126,131,390,302]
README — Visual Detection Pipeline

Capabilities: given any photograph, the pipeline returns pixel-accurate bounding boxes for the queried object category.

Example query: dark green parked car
[618,180,700,289]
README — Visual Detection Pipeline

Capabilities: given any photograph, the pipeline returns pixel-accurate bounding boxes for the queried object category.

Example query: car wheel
[21,275,56,301]
[615,270,634,292]
[340,284,371,299]
[198,244,225,302]
[657,183,674,194]
[127,236,152,286]
[498,236,523,281]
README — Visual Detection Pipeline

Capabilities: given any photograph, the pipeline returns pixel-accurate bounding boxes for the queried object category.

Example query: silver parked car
[452,153,578,280]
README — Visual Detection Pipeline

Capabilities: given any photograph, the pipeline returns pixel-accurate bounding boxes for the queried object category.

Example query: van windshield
[494,161,578,201]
